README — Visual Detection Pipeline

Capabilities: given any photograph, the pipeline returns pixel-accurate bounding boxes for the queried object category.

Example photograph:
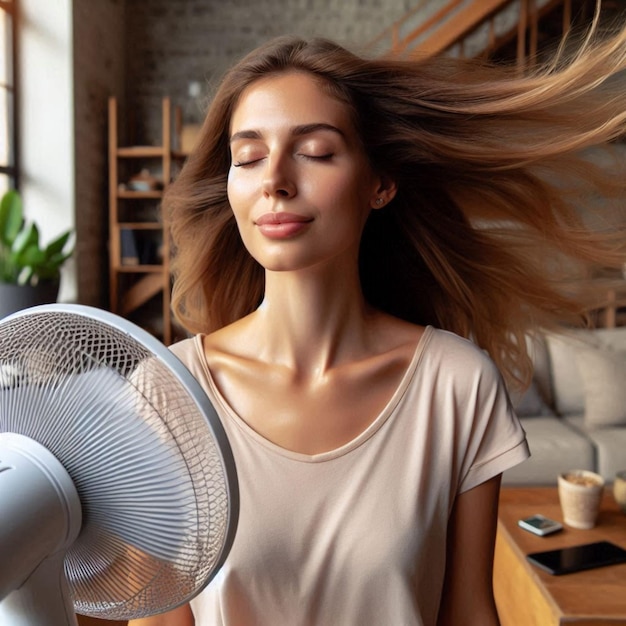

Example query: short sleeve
[457,352,530,494]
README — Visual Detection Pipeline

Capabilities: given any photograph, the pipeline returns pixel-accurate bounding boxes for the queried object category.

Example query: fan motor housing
[0,432,82,598]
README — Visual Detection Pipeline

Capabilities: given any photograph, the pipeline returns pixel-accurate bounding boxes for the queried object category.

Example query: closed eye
[232,157,265,168]
[300,153,334,161]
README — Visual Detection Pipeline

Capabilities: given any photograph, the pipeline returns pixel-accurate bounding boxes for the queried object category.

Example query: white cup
[558,470,605,529]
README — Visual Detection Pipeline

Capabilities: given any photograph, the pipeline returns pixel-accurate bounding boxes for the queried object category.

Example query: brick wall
[73,0,126,306]
[123,0,416,143]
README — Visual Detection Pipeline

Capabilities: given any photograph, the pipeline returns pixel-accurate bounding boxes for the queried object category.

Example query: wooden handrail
[369,0,577,63]
[369,0,515,56]
[395,0,465,55]
[407,0,517,57]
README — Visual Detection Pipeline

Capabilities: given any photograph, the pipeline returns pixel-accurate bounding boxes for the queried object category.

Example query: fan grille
[0,308,236,619]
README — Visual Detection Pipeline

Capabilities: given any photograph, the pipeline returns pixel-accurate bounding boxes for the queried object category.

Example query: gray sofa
[503,327,626,485]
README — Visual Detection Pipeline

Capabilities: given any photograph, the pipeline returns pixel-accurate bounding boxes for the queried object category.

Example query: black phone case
[527,540,626,575]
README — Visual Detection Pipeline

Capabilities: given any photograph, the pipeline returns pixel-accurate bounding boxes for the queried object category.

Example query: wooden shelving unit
[108,96,174,345]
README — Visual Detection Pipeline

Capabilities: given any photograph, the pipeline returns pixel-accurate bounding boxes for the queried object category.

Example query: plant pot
[0,281,60,320]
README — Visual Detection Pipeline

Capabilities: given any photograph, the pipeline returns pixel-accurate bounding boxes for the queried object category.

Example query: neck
[251,264,376,376]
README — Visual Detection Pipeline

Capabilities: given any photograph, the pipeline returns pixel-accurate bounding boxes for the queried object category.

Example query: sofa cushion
[502,416,595,485]
[565,416,626,480]
[574,345,626,427]
[544,332,598,415]
[544,327,626,415]
[588,327,626,351]
[510,379,554,417]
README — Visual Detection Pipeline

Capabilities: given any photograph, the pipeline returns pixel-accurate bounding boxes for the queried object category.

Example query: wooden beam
[488,17,496,50]
[120,273,163,316]
[517,0,529,68]
[409,0,514,57]
[393,0,464,54]
[529,0,539,61]
[108,97,120,314]
[563,0,572,37]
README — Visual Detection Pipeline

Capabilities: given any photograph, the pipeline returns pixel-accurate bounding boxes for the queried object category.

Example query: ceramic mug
[558,470,605,529]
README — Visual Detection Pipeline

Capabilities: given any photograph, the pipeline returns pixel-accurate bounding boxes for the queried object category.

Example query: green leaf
[11,222,39,257]
[15,242,46,268]
[35,251,72,279]
[49,249,72,266]
[0,190,23,246]
[0,189,73,285]
[0,262,18,282]
[44,231,72,257]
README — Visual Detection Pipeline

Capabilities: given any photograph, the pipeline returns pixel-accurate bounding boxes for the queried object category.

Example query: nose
[262,154,296,200]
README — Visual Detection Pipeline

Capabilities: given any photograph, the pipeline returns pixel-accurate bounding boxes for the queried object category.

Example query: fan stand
[0,553,77,626]
[0,433,82,626]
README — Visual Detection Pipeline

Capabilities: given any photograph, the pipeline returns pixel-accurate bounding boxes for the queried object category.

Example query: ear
[370,175,398,210]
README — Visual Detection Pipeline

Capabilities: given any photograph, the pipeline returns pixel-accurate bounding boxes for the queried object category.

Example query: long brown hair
[166,22,626,385]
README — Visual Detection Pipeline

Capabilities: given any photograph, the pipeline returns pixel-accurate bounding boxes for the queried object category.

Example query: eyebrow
[229,123,345,144]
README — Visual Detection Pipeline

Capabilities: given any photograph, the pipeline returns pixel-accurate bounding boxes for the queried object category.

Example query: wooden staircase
[370,0,621,66]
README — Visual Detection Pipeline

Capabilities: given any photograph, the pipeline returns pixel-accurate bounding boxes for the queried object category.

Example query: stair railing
[369,0,578,69]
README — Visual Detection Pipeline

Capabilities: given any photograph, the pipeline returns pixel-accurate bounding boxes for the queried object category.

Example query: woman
[130,17,626,626]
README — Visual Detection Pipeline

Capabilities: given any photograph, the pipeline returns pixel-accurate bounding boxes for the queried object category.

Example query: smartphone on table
[527,540,626,575]
[518,514,563,537]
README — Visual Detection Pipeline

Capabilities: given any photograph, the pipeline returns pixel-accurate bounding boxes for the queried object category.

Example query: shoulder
[169,335,199,359]
[169,335,205,374]
[422,328,504,394]
[426,328,498,373]
[168,335,220,398]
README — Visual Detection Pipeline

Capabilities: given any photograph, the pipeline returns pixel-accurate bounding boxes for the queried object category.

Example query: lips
[255,212,313,226]
[254,212,313,239]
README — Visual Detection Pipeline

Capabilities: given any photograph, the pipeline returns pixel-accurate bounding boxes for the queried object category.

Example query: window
[0,0,17,194]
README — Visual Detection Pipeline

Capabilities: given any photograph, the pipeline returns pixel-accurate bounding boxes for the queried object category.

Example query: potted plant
[0,189,73,318]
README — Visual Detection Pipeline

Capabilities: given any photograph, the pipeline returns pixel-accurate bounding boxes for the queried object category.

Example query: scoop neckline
[193,325,433,463]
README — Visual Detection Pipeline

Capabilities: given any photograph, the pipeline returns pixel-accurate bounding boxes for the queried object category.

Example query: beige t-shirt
[170,326,529,626]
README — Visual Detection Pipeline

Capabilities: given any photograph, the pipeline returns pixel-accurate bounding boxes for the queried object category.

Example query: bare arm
[437,474,502,626]
[127,603,194,626]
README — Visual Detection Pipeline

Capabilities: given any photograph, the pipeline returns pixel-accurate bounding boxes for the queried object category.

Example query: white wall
[19,0,76,302]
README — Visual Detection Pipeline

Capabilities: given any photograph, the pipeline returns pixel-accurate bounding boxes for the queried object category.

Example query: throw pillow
[574,345,626,427]
[510,379,554,417]
[544,331,599,415]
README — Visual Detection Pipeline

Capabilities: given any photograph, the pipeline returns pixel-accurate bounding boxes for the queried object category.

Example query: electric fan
[0,304,238,625]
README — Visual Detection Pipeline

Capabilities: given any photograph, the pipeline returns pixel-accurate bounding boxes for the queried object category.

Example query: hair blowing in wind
[166,14,626,387]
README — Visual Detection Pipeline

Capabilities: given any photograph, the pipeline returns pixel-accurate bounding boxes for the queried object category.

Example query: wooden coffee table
[494,487,626,626]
